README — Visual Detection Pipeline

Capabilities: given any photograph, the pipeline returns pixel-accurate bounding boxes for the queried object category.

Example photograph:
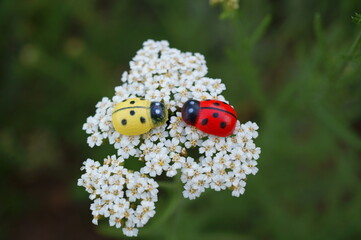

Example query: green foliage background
[1,0,361,239]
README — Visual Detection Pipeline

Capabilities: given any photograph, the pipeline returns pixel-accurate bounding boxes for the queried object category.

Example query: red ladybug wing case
[196,100,237,137]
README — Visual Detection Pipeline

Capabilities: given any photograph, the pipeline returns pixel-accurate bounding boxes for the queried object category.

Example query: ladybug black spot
[122,99,127,102]
[201,118,208,126]
[212,112,219,118]
[121,119,127,126]
[140,117,146,124]
[130,100,135,104]
[220,122,226,129]
[130,110,135,116]
[213,102,220,106]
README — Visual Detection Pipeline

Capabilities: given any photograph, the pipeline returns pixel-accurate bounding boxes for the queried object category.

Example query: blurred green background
[1,0,361,239]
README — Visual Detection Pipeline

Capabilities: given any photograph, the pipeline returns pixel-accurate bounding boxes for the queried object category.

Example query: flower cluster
[79,40,261,237]
[173,118,260,199]
[78,155,158,237]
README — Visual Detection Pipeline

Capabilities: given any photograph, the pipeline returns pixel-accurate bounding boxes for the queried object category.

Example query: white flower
[229,148,246,163]
[80,158,100,171]
[87,132,103,148]
[193,174,210,189]
[170,153,186,170]
[109,212,124,228]
[232,180,246,197]
[184,138,201,149]
[117,145,138,159]
[244,121,259,138]
[92,215,100,225]
[96,97,112,115]
[210,78,226,95]
[233,165,247,179]
[90,198,104,216]
[213,152,230,166]
[242,160,259,175]
[140,155,167,177]
[150,125,169,142]
[199,140,217,157]
[164,138,182,153]
[113,198,130,213]
[99,115,113,132]
[122,221,139,237]
[210,175,227,191]
[166,165,178,177]
[83,116,99,134]
[183,183,202,200]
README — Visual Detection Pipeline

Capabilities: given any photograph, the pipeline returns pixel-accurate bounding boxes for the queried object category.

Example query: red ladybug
[181,99,237,137]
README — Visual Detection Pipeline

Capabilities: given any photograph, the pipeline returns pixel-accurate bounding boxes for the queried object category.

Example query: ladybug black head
[181,99,200,126]
[150,101,168,127]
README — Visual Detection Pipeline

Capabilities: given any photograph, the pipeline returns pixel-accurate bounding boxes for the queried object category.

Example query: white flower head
[78,155,159,237]
[80,40,261,236]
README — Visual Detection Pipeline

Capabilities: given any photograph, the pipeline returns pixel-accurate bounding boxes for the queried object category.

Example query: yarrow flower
[79,40,261,237]
[78,156,158,236]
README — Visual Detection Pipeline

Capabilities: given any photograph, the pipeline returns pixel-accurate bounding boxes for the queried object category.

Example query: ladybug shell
[112,98,168,136]
[182,99,237,137]
[112,98,153,135]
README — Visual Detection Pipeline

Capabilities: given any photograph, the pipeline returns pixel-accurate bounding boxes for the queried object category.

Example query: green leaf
[312,102,361,150]
[249,14,272,45]
[313,13,325,48]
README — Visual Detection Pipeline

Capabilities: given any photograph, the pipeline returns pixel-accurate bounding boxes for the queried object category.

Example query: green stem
[156,192,181,226]
[153,176,184,229]
[346,30,361,59]
[158,180,177,190]
[334,30,361,81]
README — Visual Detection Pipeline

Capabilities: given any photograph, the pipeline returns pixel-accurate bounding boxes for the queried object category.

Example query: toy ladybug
[181,99,237,137]
[112,98,168,136]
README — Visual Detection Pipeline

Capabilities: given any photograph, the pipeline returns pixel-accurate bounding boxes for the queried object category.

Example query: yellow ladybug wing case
[112,98,153,135]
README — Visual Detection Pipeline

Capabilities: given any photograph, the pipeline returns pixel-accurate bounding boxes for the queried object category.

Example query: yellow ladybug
[112,98,168,135]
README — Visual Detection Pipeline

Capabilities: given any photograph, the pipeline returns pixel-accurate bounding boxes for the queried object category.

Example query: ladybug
[181,99,237,137]
[112,98,168,136]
